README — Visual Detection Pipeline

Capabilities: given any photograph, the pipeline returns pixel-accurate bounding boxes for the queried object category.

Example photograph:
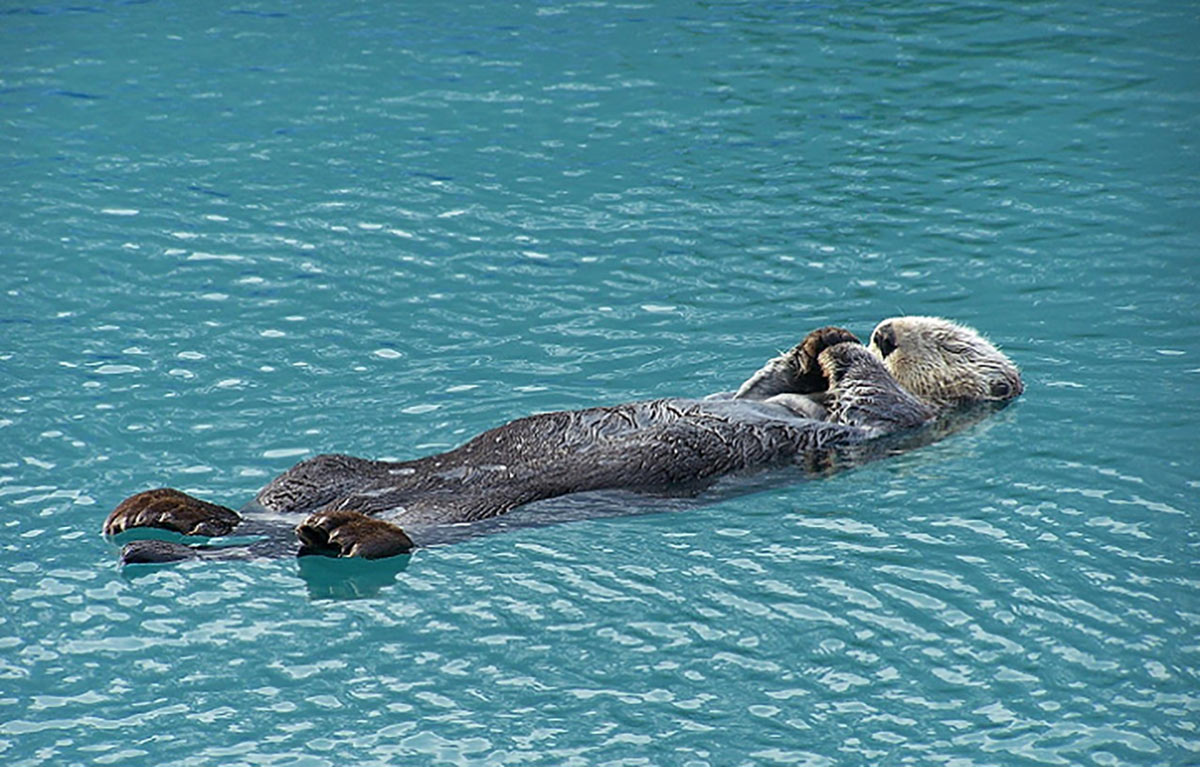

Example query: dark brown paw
[103,488,241,537]
[792,326,862,392]
[817,340,877,385]
[296,510,415,559]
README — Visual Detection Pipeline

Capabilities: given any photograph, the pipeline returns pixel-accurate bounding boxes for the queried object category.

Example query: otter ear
[872,323,897,358]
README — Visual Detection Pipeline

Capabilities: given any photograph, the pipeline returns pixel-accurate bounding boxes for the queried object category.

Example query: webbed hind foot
[103,488,242,538]
[296,510,415,559]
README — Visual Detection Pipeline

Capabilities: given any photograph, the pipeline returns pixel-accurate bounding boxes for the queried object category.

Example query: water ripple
[2,0,1197,765]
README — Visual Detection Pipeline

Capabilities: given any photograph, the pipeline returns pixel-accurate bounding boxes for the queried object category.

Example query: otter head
[867,316,1023,409]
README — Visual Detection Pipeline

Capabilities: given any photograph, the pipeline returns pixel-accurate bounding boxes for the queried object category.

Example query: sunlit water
[3,1,1198,765]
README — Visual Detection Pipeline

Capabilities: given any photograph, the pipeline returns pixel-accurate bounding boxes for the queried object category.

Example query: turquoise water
[3,0,1198,764]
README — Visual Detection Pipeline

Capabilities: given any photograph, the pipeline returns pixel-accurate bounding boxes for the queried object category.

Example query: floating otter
[104,317,1022,564]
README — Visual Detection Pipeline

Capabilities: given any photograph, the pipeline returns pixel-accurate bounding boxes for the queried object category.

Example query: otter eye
[873,324,897,358]
[941,339,971,356]
[989,380,1011,399]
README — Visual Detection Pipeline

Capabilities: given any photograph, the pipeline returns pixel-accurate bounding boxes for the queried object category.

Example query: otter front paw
[817,341,935,431]
[817,340,904,391]
[734,326,862,401]
[103,488,241,537]
[793,326,861,391]
[296,510,415,559]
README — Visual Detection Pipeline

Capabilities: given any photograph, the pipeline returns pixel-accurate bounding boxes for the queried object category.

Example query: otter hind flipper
[296,510,415,560]
[117,537,273,566]
[103,488,242,538]
[119,539,202,565]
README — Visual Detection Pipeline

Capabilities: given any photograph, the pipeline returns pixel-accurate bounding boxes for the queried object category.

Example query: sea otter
[103,317,1022,564]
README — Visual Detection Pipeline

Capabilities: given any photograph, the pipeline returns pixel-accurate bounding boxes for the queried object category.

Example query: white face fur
[866,316,1023,407]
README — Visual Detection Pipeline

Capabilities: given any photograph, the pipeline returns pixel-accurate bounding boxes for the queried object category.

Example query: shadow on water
[110,402,1013,598]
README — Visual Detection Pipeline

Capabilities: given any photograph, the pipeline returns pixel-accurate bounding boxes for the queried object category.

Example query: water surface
[2,1,1198,765]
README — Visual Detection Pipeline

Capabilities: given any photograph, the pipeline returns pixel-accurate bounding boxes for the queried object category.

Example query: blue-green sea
[3,1,1198,765]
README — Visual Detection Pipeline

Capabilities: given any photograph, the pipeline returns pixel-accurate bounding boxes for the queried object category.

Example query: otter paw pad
[296,510,415,560]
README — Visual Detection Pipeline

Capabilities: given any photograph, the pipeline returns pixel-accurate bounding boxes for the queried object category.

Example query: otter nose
[873,323,897,358]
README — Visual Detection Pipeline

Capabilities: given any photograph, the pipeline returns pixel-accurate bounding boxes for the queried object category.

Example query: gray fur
[255,343,930,525]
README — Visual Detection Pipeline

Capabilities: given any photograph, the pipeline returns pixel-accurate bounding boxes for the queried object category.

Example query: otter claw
[296,510,415,560]
[103,488,241,537]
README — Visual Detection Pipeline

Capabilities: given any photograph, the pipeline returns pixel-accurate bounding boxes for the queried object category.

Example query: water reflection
[296,553,412,601]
